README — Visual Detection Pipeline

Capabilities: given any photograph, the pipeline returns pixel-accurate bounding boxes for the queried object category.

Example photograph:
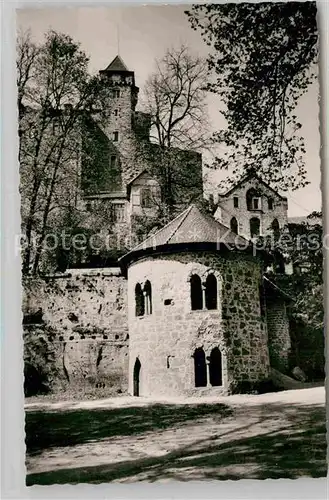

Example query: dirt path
[25,387,326,484]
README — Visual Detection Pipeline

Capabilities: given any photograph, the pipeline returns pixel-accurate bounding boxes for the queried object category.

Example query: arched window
[250,217,260,238]
[190,274,203,310]
[144,280,152,315]
[205,274,217,310]
[230,217,238,234]
[209,347,223,386]
[194,348,207,387]
[272,218,280,238]
[135,283,144,317]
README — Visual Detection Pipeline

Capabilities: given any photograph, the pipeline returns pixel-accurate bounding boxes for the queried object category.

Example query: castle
[23,56,292,398]
[77,55,203,251]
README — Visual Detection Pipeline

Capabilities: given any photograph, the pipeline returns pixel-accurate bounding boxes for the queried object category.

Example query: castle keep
[79,55,203,249]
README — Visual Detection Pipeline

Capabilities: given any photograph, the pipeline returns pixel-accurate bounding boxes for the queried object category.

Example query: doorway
[133,358,141,396]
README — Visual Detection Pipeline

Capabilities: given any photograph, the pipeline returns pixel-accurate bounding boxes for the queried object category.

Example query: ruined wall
[127,251,270,397]
[266,296,291,373]
[23,268,129,396]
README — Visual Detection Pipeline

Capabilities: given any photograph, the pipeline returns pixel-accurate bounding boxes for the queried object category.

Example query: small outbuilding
[119,205,291,397]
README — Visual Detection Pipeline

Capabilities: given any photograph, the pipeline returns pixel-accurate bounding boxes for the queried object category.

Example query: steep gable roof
[103,55,129,72]
[220,171,287,201]
[119,205,251,267]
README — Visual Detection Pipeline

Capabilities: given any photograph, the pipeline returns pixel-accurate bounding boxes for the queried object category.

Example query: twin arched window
[194,347,223,387]
[190,273,218,311]
[135,280,152,317]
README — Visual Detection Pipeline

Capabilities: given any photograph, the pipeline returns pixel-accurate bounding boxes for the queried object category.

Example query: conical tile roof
[120,205,250,266]
[103,55,129,72]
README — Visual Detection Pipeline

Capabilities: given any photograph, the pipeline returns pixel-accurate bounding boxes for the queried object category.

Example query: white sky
[17,4,322,218]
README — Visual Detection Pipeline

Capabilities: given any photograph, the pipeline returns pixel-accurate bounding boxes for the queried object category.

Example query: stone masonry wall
[127,251,270,397]
[23,268,129,395]
[265,296,291,372]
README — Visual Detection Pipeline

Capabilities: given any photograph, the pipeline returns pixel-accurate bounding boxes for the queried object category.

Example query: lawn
[25,387,327,484]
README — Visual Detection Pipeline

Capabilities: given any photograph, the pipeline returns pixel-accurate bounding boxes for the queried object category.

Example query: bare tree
[136,46,210,217]
[144,45,209,150]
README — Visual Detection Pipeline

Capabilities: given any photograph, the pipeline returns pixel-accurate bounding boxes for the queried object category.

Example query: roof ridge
[220,171,286,200]
[105,55,129,72]
[263,276,292,301]
[167,205,194,243]
[127,205,193,253]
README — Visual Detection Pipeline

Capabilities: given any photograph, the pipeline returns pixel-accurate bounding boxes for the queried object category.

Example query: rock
[292,366,307,382]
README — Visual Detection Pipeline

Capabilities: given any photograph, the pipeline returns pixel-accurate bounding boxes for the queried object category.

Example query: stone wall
[23,256,290,398]
[23,268,129,396]
[265,295,291,372]
[127,251,271,397]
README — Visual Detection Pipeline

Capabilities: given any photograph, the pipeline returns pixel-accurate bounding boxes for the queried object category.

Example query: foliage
[186,2,318,192]
[18,29,112,275]
[259,214,324,378]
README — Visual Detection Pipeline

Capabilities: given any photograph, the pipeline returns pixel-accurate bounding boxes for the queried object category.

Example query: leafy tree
[18,30,112,275]
[186,2,318,192]
[259,214,324,378]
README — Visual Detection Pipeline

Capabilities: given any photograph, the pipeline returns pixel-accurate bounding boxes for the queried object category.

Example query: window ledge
[189,308,218,314]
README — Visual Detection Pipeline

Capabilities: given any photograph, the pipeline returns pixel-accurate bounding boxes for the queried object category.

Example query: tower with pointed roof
[80,54,156,237]
[79,55,203,254]
[100,55,139,112]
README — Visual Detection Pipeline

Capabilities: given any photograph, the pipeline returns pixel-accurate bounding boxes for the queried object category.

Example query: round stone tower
[119,205,271,397]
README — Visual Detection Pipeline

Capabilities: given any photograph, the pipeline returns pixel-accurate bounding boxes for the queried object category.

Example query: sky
[17,4,322,218]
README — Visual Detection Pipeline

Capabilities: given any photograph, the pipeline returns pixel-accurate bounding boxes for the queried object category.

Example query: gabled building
[119,204,291,397]
[214,170,288,240]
